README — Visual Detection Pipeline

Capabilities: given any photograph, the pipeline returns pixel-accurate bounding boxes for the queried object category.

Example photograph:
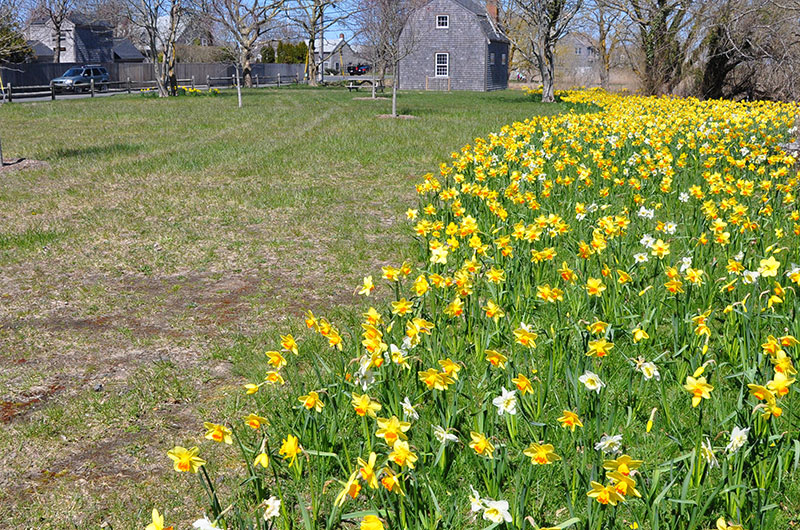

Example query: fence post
[191,75,195,89]
[90,78,95,97]
[206,75,210,90]
[51,83,55,101]
[7,83,11,103]
[127,77,131,94]
[254,74,258,88]
[277,73,281,87]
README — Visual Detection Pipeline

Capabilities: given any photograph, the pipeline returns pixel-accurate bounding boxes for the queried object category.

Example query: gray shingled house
[26,14,114,63]
[398,0,508,91]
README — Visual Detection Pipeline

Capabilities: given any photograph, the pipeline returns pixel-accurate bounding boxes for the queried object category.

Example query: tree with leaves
[0,0,32,63]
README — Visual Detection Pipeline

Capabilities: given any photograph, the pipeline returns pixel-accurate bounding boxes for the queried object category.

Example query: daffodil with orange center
[587,481,624,505]
[603,455,643,476]
[485,349,508,369]
[587,338,614,358]
[523,443,561,465]
[512,373,534,395]
[438,358,461,379]
[684,375,713,407]
[351,392,382,418]
[244,413,268,430]
[380,467,405,495]
[388,440,418,468]
[266,350,287,369]
[334,470,362,506]
[358,452,379,489]
[204,422,233,444]
[587,320,609,335]
[585,277,606,296]
[557,410,583,431]
[280,334,298,354]
[167,446,205,473]
[298,391,324,412]
[375,416,411,447]
[469,431,495,458]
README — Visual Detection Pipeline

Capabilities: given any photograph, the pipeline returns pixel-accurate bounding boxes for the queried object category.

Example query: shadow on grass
[51,143,145,160]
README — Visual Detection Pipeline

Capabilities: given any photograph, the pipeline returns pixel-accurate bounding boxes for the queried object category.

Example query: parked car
[346,64,372,76]
[51,66,110,92]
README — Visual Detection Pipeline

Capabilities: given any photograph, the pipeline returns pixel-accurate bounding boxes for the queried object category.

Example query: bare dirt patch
[0,158,50,172]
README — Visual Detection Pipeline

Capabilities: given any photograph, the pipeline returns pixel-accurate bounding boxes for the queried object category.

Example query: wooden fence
[0,73,300,102]
[0,62,305,88]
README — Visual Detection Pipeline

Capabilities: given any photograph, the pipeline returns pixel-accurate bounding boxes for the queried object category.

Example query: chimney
[486,0,498,24]
[340,33,345,40]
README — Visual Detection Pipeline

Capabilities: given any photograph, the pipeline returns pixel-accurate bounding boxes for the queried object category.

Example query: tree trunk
[307,40,318,86]
[599,54,610,91]
[236,66,242,107]
[391,62,398,117]
[539,44,555,103]
[53,21,62,63]
[168,45,178,95]
[242,49,252,87]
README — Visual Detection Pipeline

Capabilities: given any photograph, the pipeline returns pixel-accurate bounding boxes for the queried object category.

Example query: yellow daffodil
[167,446,205,473]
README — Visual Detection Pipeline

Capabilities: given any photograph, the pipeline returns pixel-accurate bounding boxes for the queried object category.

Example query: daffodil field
[153,90,800,530]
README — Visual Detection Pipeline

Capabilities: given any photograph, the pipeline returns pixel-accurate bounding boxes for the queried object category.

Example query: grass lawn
[0,87,564,528]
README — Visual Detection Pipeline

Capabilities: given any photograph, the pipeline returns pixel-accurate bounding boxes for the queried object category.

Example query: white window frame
[489,52,495,65]
[436,15,449,28]
[435,52,449,77]
[501,53,507,65]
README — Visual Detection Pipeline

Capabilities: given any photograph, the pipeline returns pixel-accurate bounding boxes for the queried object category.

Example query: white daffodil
[433,425,459,445]
[726,426,750,454]
[401,397,419,420]
[594,434,623,454]
[579,371,606,393]
[263,496,281,520]
[482,500,513,523]
[492,386,518,416]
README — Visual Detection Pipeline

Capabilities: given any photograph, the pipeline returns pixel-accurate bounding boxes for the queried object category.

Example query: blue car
[51,65,110,92]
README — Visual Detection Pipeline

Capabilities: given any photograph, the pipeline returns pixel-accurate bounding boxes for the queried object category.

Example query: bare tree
[30,0,75,62]
[500,0,583,102]
[355,0,418,114]
[124,0,182,96]
[284,0,352,86]
[604,0,703,95]
[206,0,284,87]
[690,0,800,100]
[573,0,627,89]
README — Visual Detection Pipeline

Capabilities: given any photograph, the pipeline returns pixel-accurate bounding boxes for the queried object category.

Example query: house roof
[113,38,145,61]
[27,40,54,58]
[436,0,508,43]
[30,13,113,29]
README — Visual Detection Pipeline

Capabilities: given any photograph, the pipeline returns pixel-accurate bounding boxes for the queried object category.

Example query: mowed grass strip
[0,88,563,528]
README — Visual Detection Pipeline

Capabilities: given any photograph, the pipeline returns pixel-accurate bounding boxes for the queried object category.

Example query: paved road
[4,89,125,103]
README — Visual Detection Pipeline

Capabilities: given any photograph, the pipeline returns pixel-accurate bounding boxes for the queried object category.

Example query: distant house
[26,40,55,62]
[112,38,145,63]
[399,0,509,91]
[553,34,600,85]
[25,14,114,63]
[311,34,366,74]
